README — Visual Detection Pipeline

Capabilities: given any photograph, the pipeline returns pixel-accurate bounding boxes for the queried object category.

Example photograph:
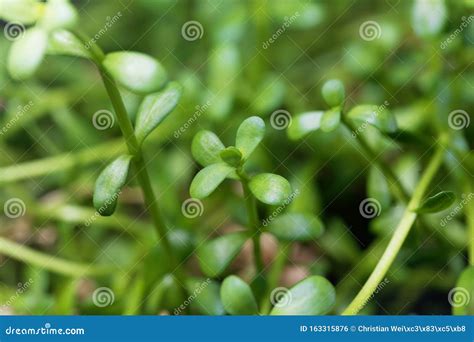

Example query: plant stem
[342,141,445,315]
[238,170,264,274]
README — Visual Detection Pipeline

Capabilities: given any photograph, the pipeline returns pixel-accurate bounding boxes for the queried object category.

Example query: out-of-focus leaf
[367,166,391,209]
[186,278,225,315]
[220,276,258,315]
[189,163,234,199]
[192,131,225,167]
[452,266,474,315]
[135,82,181,144]
[321,79,345,107]
[412,0,447,38]
[287,111,324,140]
[270,276,335,315]
[7,28,47,80]
[197,233,247,277]
[252,74,286,113]
[40,0,78,30]
[47,29,91,58]
[249,173,292,206]
[414,191,455,213]
[0,0,41,24]
[93,155,132,216]
[267,213,324,241]
[320,107,341,132]
[235,116,265,159]
[103,51,167,94]
[347,104,397,134]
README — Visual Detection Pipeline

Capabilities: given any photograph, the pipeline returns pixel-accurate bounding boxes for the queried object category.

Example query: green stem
[342,142,445,315]
[0,237,110,277]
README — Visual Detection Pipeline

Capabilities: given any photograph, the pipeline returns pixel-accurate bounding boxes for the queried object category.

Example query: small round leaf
[103,51,167,94]
[249,173,292,206]
[287,111,324,140]
[0,0,41,24]
[185,278,225,315]
[191,131,225,167]
[40,0,78,31]
[267,213,324,241]
[413,191,456,214]
[452,266,474,315]
[219,147,242,167]
[47,29,91,58]
[190,163,234,199]
[235,116,265,159]
[320,107,341,132]
[270,276,335,315]
[321,79,345,107]
[221,275,258,315]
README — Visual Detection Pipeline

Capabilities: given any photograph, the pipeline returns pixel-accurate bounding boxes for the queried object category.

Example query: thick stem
[342,143,445,315]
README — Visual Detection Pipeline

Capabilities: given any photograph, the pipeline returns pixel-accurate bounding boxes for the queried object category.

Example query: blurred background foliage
[0,0,473,315]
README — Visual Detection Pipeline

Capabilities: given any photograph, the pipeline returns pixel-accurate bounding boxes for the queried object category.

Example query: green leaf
[47,29,91,58]
[270,276,335,315]
[347,104,397,133]
[191,131,225,167]
[221,275,258,315]
[287,111,324,140]
[135,82,181,144]
[320,107,341,132]
[103,51,167,94]
[219,147,242,167]
[321,79,345,107]
[235,116,265,159]
[249,173,292,206]
[267,213,324,242]
[93,155,132,216]
[190,163,234,199]
[452,266,474,315]
[39,0,78,31]
[7,28,48,80]
[412,0,446,38]
[414,191,455,213]
[186,278,225,315]
[197,233,247,277]
[367,166,391,209]
[0,0,41,24]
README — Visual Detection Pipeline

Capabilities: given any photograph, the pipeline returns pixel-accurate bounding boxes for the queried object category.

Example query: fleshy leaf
[219,147,242,167]
[103,51,167,94]
[197,233,247,277]
[40,0,78,31]
[347,104,397,133]
[320,107,341,132]
[186,278,225,315]
[221,275,258,315]
[93,155,132,216]
[249,173,292,206]
[270,276,335,315]
[321,79,345,107]
[235,116,265,159]
[267,213,324,241]
[47,29,91,58]
[191,131,225,167]
[0,0,41,24]
[7,28,48,80]
[452,266,474,315]
[414,191,455,213]
[190,163,234,199]
[287,111,324,140]
[135,82,181,144]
